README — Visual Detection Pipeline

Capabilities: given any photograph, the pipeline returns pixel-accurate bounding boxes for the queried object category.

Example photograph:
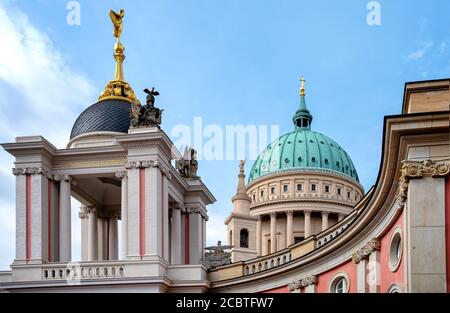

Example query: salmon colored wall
[315,261,357,293]
[262,286,289,293]
[379,210,405,293]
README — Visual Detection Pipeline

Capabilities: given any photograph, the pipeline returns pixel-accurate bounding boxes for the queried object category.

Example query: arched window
[240,229,249,248]
[329,272,350,293]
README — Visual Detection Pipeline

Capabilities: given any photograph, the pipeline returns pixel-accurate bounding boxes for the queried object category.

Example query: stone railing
[209,209,361,283]
[42,262,125,280]
[243,249,292,276]
[315,210,358,248]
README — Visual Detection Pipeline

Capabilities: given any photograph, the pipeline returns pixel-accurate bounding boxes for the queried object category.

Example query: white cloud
[0,3,95,269]
[406,41,434,61]
[0,3,96,148]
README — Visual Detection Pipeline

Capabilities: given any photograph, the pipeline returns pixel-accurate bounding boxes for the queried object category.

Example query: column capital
[115,170,127,180]
[304,209,312,215]
[286,210,294,216]
[124,159,172,180]
[288,275,318,291]
[79,206,89,219]
[85,206,96,214]
[12,167,52,179]
[352,238,381,264]
[54,174,72,183]
[321,211,330,216]
[397,158,450,208]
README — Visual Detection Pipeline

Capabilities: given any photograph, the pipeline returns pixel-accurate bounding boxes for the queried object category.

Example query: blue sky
[0,0,449,269]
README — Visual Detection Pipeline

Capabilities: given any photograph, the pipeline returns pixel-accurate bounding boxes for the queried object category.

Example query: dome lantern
[292,77,313,130]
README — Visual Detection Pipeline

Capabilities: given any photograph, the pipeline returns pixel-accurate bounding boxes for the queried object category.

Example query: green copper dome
[248,80,359,183]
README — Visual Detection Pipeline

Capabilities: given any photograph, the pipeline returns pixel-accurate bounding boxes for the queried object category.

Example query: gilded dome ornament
[98,9,140,104]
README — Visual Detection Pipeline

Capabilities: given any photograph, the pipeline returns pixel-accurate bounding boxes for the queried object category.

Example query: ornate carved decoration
[124,160,172,179]
[115,170,127,180]
[288,275,318,291]
[352,238,381,264]
[12,167,52,179]
[79,206,89,219]
[54,174,72,183]
[396,159,450,208]
[184,206,208,220]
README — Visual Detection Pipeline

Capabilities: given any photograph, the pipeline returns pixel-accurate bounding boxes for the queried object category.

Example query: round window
[389,228,402,272]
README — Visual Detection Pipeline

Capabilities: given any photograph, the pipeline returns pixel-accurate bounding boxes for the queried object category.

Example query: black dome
[70,99,131,139]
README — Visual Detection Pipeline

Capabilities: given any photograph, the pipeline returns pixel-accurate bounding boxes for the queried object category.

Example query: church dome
[248,129,359,183]
[248,78,359,183]
[70,99,131,139]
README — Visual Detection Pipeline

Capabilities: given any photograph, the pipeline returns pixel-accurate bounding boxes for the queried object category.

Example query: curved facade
[212,79,450,293]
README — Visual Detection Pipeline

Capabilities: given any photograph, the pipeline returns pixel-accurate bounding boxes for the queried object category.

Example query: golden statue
[109,9,125,42]
[98,8,140,104]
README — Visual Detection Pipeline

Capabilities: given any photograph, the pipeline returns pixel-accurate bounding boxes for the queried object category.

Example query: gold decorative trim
[53,159,127,169]
[397,159,450,208]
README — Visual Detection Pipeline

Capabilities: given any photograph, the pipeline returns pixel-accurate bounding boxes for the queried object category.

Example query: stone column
[270,213,277,253]
[286,211,294,246]
[256,215,262,256]
[357,259,368,293]
[87,207,98,261]
[116,170,128,260]
[57,174,71,262]
[368,249,380,293]
[13,169,27,263]
[321,211,329,231]
[171,207,182,264]
[97,217,104,260]
[304,210,311,238]
[109,215,118,260]
[79,207,89,261]
[187,207,203,265]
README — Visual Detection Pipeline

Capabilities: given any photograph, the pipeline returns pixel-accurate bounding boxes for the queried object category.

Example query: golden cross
[299,76,306,96]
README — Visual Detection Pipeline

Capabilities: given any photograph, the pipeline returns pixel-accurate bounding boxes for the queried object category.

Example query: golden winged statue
[109,9,125,41]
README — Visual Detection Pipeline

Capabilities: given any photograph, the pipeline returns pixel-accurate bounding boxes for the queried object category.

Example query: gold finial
[99,9,140,104]
[299,76,306,97]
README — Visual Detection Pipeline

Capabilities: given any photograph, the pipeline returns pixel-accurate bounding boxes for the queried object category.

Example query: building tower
[225,161,258,262]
